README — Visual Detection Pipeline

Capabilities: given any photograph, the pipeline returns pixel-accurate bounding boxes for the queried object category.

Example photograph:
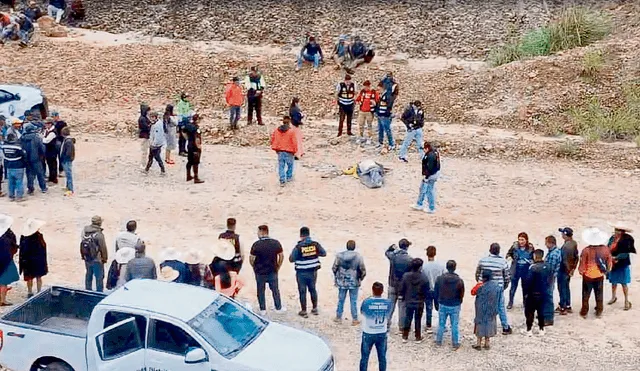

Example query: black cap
[399,238,412,249]
[558,227,574,237]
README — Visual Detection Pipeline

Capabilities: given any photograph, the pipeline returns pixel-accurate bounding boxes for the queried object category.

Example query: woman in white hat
[159,266,180,283]
[19,218,48,298]
[0,215,20,306]
[183,249,203,286]
[204,239,236,289]
[607,222,636,310]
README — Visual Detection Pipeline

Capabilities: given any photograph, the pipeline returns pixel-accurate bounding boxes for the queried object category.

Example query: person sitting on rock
[24,1,44,22]
[331,35,350,70]
[47,0,66,24]
[296,36,324,73]
[349,36,375,69]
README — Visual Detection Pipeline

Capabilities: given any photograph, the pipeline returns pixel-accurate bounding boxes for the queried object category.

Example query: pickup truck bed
[1,286,106,337]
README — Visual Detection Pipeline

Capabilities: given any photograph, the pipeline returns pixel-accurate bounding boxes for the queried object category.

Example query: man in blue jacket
[1,133,27,201]
[296,36,324,72]
[375,82,394,150]
[289,227,327,318]
[398,101,425,162]
[20,123,47,194]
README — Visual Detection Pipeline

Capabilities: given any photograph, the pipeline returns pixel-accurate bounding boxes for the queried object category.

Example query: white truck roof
[100,280,219,322]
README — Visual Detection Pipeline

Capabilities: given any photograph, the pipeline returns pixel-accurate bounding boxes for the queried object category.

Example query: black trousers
[178,128,187,154]
[256,273,282,311]
[145,147,165,172]
[296,270,318,312]
[46,156,58,183]
[338,103,354,136]
[524,294,545,330]
[581,276,604,316]
[247,95,263,125]
[403,303,424,339]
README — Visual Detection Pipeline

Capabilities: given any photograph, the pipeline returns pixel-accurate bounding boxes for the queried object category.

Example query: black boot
[193,165,204,184]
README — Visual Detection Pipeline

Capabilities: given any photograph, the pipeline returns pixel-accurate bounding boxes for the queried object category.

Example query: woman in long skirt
[163,104,178,165]
[19,218,48,298]
[0,215,20,306]
[472,269,502,350]
[607,222,636,310]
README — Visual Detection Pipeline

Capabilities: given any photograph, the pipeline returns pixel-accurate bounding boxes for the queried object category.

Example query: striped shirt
[475,254,509,287]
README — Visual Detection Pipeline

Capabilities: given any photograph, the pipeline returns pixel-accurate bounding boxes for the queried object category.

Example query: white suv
[0,84,49,120]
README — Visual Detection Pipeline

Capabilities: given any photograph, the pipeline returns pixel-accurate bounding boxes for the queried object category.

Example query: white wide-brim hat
[212,239,236,260]
[582,227,610,246]
[608,221,634,233]
[0,214,14,237]
[184,249,203,265]
[22,218,46,237]
[159,247,183,263]
[115,247,136,264]
[159,266,180,282]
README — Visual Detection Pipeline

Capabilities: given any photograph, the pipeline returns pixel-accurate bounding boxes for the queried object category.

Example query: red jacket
[355,89,379,112]
[225,83,244,107]
[271,125,298,154]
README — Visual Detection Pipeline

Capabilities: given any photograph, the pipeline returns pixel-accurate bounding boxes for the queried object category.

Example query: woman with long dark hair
[506,232,535,309]
[19,218,48,298]
[163,104,178,165]
[214,261,244,299]
[0,215,19,306]
[607,222,636,310]
[289,97,304,160]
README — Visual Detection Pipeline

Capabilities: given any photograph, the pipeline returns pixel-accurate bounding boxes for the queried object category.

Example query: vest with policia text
[293,239,322,271]
[376,90,392,117]
[337,82,356,106]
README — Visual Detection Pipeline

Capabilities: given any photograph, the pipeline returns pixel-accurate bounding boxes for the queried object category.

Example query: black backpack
[81,232,99,261]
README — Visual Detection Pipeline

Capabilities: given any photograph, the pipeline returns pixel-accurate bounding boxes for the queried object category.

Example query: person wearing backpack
[80,215,108,292]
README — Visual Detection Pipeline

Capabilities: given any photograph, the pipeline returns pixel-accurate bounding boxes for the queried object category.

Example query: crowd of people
[0,111,75,200]
[0,211,635,370]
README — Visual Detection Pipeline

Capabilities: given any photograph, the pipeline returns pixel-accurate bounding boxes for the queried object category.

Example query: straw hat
[0,214,14,237]
[159,247,182,263]
[159,266,180,282]
[22,218,46,237]
[115,248,136,265]
[212,239,236,260]
[581,227,610,246]
[183,249,203,265]
[608,221,634,233]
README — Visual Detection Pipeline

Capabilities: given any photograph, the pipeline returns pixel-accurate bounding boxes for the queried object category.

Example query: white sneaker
[538,329,545,337]
[259,310,267,316]
[411,204,424,211]
[521,329,533,337]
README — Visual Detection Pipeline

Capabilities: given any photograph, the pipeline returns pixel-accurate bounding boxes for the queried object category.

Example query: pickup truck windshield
[188,296,267,358]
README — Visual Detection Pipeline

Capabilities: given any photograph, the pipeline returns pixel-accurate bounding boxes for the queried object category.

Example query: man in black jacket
[434,260,464,349]
[523,249,550,336]
[20,124,47,195]
[138,104,151,169]
[385,239,413,332]
[398,101,425,162]
[411,142,441,214]
[399,258,430,343]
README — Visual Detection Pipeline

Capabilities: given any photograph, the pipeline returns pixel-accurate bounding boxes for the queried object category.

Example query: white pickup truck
[0,280,335,371]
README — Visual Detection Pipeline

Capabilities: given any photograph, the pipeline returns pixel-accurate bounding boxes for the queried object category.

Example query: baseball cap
[399,238,412,249]
[558,227,574,237]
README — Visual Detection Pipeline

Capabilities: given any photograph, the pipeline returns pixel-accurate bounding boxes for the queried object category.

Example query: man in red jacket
[270,116,298,187]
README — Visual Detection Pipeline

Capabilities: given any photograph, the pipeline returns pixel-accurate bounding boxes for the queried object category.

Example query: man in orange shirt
[355,80,379,143]
[225,77,244,130]
[270,116,298,187]
[578,227,613,318]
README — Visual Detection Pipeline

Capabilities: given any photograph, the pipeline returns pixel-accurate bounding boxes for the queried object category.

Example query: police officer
[289,227,327,318]
[184,114,205,184]
[336,74,356,137]
[244,66,266,126]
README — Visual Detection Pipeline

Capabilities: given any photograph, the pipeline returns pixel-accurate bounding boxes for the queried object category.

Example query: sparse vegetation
[568,82,640,142]
[489,7,611,67]
[581,49,606,79]
[635,135,640,147]
[554,140,583,159]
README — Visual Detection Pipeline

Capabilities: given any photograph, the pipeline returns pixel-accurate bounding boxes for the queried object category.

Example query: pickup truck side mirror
[185,347,208,364]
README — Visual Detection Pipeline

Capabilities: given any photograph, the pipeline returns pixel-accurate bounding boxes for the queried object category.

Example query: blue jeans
[416,177,437,211]
[558,270,572,308]
[377,116,394,147]
[229,106,241,126]
[497,288,510,330]
[398,128,423,160]
[26,161,47,193]
[509,264,530,306]
[6,168,25,199]
[277,151,294,184]
[359,332,387,371]
[297,53,321,69]
[84,261,105,292]
[424,291,435,327]
[436,305,460,346]
[544,279,556,323]
[336,287,359,320]
[62,161,74,192]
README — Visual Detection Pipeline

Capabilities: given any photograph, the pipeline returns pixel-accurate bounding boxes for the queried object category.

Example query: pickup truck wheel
[43,362,73,371]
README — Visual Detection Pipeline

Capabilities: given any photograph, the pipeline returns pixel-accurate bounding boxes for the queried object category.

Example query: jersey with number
[360,297,390,334]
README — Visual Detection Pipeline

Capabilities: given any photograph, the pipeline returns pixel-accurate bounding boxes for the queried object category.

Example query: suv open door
[92,317,145,371]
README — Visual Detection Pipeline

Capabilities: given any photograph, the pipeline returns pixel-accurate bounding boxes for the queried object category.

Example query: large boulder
[46,26,68,38]
[37,16,56,31]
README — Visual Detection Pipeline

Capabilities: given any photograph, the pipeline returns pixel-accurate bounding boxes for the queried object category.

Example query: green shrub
[489,7,611,66]
[581,49,606,79]
[568,96,640,141]
[634,135,640,148]
[554,140,582,159]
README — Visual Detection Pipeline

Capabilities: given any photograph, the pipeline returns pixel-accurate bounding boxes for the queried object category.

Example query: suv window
[0,90,14,104]
[97,318,142,360]
[149,320,200,356]
[104,311,147,343]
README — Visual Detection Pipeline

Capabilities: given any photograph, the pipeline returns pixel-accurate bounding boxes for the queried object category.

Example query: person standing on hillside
[289,97,304,160]
[163,104,178,165]
[607,222,635,311]
[244,66,265,126]
[333,240,366,325]
[175,93,192,157]
[21,124,47,195]
[398,101,425,162]
[0,215,19,306]
[218,218,243,273]
[336,74,356,137]
[42,119,58,184]
[184,113,204,184]
[289,227,327,318]
[375,81,394,150]
[296,36,324,72]
[399,258,430,343]
[579,227,613,318]
[422,246,445,333]
[475,243,513,335]
[506,232,535,309]
[250,225,285,315]
[51,111,67,175]
[359,282,390,371]
[411,142,441,214]
[81,216,108,292]
[225,77,244,130]
[144,112,166,175]
[380,72,399,107]
[138,103,151,169]
[355,80,379,144]
[544,235,562,326]
[522,249,550,336]
[434,260,465,349]
[270,116,298,187]
[385,239,413,332]
[19,218,48,298]
[557,227,579,314]
[2,133,26,201]
[59,127,75,196]
[115,220,141,252]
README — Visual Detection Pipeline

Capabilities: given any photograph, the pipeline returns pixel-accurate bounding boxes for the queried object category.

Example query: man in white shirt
[115,220,141,252]
[144,112,166,175]
[422,245,445,333]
